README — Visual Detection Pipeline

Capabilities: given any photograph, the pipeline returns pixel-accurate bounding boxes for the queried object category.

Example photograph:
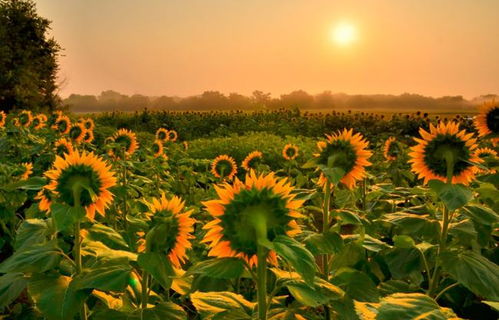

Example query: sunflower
[54,138,74,156]
[32,114,47,130]
[69,123,87,143]
[155,128,169,141]
[474,147,498,174]
[109,128,139,158]
[314,129,372,189]
[474,100,499,144]
[241,151,263,171]
[18,110,33,127]
[409,122,481,185]
[168,130,178,142]
[282,144,299,160]
[20,163,33,180]
[44,150,117,220]
[211,155,238,180]
[83,118,95,131]
[52,114,71,134]
[201,171,304,267]
[0,111,6,128]
[152,140,166,158]
[83,130,94,144]
[144,194,196,267]
[383,137,398,161]
[35,186,53,212]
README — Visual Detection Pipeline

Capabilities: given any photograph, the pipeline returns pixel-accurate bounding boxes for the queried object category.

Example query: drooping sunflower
[44,150,117,220]
[109,128,139,158]
[20,163,33,180]
[201,171,304,267]
[54,138,74,156]
[0,111,6,128]
[35,186,53,212]
[408,122,481,185]
[145,194,196,267]
[474,147,498,174]
[282,144,299,160]
[18,110,33,127]
[52,114,71,134]
[32,114,47,130]
[314,129,372,189]
[241,151,263,171]
[152,140,166,158]
[383,137,398,161]
[83,130,94,144]
[168,130,178,142]
[474,100,499,144]
[155,128,169,141]
[69,123,87,143]
[211,155,238,180]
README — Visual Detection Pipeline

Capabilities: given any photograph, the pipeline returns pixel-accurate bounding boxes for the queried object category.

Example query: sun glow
[332,22,357,46]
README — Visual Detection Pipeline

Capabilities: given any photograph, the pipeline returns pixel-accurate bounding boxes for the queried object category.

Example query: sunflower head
[155,128,169,141]
[474,100,499,143]
[18,111,33,127]
[282,144,299,160]
[242,151,263,171]
[109,129,139,158]
[35,186,54,212]
[202,171,304,267]
[144,194,196,267]
[52,115,71,134]
[69,123,87,143]
[168,130,178,142]
[383,137,399,161]
[19,163,33,180]
[152,140,166,158]
[44,150,117,220]
[474,147,498,174]
[32,114,47,130]
[409,122,481,185]
[83,118,95,130]
[83,130,94,144]
[54,138,74,156]
[211,155,238,180]
[314,129,372,189]
[0,111,6,127]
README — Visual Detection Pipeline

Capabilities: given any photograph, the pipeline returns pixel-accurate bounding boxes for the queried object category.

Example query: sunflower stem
[121,150,128,232]
[256,243,268,320]
[141,271,149,309]
[322,180,332,320]
[72,186,88,320]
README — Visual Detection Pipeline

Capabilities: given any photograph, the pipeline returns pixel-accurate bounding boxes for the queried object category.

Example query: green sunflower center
[220,187,291,256]
[158,131,167,140]
[84,121,92,130]
[55,164,102,207]
[152,143,161,154]
[285,147,296,158]
[246,156,260,168]
[115,134,132,151]
[69,126,83,139]
[56,120,68,132]
[147,213,180,254]
[215,160,233,177]
[56,144,69,155]
[387,141,399,157]
[486,107,499,134]
[318,140,357,173]
[19,114,29,125]
[423,134,471,178]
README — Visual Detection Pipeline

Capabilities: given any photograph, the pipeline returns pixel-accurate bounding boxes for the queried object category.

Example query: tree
[0,0,61,112]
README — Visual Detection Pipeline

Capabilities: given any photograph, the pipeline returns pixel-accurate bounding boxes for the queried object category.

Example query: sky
[36,0,499,99]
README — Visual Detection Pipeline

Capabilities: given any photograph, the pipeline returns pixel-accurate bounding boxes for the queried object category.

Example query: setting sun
[332,22,357,46]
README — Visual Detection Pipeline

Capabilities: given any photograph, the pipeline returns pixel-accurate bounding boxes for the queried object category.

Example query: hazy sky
[36,0,499,99]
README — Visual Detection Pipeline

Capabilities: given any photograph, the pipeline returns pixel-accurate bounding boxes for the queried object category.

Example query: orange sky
[37,0,499,99]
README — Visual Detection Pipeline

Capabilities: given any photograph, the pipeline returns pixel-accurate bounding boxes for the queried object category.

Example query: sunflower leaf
[428,180,472,211]
[186,258,245,279]
[137,252,174,290]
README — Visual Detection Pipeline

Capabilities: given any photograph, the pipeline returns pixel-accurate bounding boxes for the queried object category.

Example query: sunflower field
[0,103,498,320]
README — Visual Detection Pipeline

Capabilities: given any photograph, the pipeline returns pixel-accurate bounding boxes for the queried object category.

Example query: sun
[332,22,357,46]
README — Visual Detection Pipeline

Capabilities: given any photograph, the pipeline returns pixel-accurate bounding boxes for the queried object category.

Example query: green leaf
[331,268,379,302]
[440,250,499,300]
[482,301,499,312]
[0,241,61,273]
[51,203,84,232]
[28,273,87,320]
[376,293,451,320]
[393,235,415,249]
[187,258,245,279]
[86,223,129,250]
[140,302,187,320]
[14,218,49,250]
[304,231,343,255]
[462,205,499,226]
[190,291,254,318]
[14,177,46,190]
[383,248,422,280]
[0,273,28,311]
[137,252,175,290]
[271,235,316,286]
[334,209,362,225]
[285,280,333,307]
[74,264,132,292]
[428,180,472,211]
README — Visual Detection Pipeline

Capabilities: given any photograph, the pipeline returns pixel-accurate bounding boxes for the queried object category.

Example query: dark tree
[0,0,61,112]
